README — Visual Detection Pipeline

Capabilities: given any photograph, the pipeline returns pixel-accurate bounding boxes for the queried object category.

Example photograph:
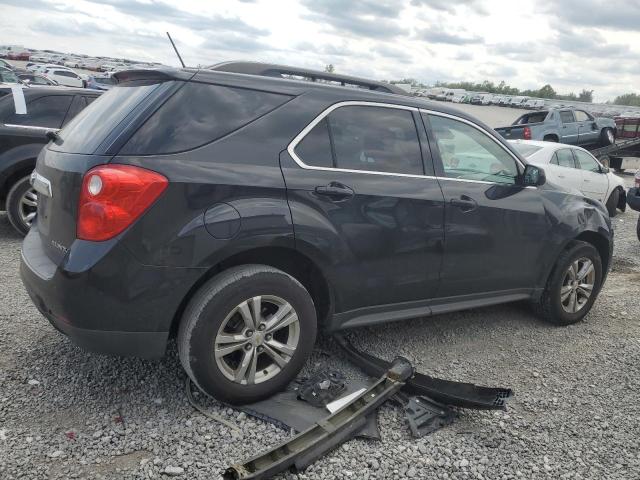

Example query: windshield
[509,142,543,157]
[50,81,166,154]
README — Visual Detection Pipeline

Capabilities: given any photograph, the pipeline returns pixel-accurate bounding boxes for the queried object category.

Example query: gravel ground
[1,176,639,480]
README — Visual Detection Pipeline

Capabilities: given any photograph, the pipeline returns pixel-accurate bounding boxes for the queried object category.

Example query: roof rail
[207,61,409,96]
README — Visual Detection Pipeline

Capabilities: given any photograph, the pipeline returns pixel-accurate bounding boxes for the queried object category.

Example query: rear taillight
[523,126,532,140]
[77,165,168,241]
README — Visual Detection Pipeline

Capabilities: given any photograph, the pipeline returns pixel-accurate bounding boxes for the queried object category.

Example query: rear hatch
[32,71,188,264]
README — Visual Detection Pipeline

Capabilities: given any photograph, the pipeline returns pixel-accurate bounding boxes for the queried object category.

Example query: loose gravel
[1,176,639,480]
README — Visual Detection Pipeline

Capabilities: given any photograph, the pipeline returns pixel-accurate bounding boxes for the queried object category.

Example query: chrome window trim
[3,123,60,132]
[418,108,526,170]
[286,100,526,187]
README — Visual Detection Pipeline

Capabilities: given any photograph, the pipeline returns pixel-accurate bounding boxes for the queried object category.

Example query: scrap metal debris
[223,357,414,480]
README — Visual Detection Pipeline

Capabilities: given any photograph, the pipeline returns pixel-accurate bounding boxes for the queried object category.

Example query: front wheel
[532,241,602,325]
[178,265,317,405]
[6,175,38,236]
[605,188,619,217]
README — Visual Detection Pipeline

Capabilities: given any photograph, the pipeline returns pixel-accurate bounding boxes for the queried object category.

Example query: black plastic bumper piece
[223,357,413,480]
[333,333,513,410]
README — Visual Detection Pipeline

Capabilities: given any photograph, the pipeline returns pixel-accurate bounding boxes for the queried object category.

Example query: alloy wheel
[214,295,300,385]
[19,188,38,228]
[560,257,595,313]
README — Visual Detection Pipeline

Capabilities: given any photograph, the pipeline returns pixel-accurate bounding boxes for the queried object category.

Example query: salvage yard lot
[1,177,639,480]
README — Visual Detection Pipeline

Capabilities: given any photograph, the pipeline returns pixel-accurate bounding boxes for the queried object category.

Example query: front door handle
[450,195,477,212]
[314,182,354,201]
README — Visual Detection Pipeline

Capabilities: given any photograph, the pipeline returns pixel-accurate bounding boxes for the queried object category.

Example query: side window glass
[327,106,423,175]
[556,149,576,168]
[574,150,600,172]
[427,114,518,184]
[5,95,72,128]
[551,153,559,165]
[560,111,575,123]
[575,111,590,122]
[295,118,333,168]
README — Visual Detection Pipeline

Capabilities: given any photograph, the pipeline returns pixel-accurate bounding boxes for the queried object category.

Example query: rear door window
[294,105,424,175]
[555,149,577,168]
[560,111,575,123]
[119,82,291,155]
[294,118,334,168]
[4,95,73,128]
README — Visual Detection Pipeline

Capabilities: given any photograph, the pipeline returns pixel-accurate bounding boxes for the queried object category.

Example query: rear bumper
[20,224,205,358]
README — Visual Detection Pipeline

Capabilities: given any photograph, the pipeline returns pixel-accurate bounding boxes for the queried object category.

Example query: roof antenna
[166,32,186,68]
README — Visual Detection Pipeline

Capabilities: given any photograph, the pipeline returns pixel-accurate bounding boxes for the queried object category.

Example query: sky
[1,0,638,103]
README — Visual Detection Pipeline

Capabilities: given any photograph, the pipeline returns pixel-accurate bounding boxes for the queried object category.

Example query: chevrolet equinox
[20,63,613,404]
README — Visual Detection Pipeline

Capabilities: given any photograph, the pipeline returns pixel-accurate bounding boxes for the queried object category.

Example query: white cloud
[0,0,638,102]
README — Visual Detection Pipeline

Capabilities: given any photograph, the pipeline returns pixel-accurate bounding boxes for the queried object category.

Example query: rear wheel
[605,188,620,217]
[178,265,317,405]
[532,241,602,325]
[6,175,38,236]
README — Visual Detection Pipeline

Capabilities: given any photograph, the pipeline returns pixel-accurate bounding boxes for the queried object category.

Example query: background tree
[324,64,335,73]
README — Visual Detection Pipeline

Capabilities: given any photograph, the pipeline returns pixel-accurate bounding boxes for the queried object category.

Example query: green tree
[614,93,640,106]
[578,89,594,103]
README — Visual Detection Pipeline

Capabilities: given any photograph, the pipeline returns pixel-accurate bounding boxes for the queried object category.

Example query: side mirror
[522,164,546,187]
[600,165,610,174]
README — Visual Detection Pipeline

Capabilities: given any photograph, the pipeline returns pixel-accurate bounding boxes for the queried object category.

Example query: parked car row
[0,86,102,234]
[2,60,115,89]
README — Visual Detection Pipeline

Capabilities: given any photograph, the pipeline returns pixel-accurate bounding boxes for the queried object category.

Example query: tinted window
[120,82,290,155]
[327,106,423,175]
[574,111,591,122]
[555,149,576,168]
[51,82,162,154]
[560,111,575,123]
[5,95,72,128]
[574,149,600,172]
[295,118,333,168]
[428,114,518,184]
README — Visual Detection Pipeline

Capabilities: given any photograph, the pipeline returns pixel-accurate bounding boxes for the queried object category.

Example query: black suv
[20,63,613,404]
[0,86,101,234]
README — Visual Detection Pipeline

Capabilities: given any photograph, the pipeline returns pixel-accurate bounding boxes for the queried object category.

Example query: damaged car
[21,63,613,404]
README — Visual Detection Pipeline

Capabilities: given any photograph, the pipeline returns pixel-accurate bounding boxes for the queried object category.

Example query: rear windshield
[50,81,163,154]
[119,82,291,155]
[510,142,542,157]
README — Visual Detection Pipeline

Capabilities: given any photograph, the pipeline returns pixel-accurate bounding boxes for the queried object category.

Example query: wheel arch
[169,246,334,336]
[572,230,611,274]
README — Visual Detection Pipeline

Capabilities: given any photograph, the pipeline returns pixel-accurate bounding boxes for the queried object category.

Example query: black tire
[6,175,36,236]
[600,128,615,146]
[178,265,317,405]
[605,188,619,217]
[543,135,558,143]
[532,241,602,326]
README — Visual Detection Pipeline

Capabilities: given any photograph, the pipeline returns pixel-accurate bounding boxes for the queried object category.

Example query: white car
[510,140,626,216]
[43,68,84,87]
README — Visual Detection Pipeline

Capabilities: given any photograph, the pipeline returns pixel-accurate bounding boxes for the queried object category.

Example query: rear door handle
[314,182,354,201]
[450,195,477,212]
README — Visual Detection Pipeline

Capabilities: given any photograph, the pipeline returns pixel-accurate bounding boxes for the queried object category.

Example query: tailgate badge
[30,171,52,198]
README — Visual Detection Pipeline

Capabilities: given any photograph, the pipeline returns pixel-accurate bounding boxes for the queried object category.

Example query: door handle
[314,182,354,201]
[450,195,477,212]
